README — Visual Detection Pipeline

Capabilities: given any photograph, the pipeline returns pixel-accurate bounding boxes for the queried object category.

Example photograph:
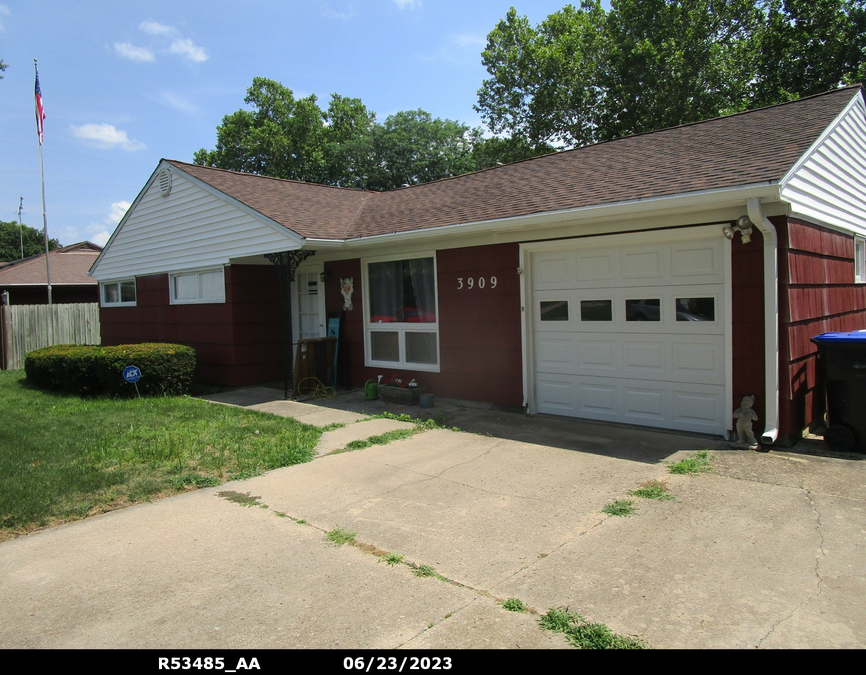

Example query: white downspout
[747,197,780,444]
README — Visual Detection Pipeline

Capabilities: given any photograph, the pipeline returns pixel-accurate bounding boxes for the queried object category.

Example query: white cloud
[139,20,178,37]
[0,4,9,31]
[319,1,355,19]
[155,91,198,115]
[70,124,147,151]
[92,231,111,246]
[114,42,154,62]
[169,38,208,63]
[451,33,485,49]
[87,201,130,246]
[117,20,208,65]
[418,33,487,66]
[106,201,131,225]
[394,0,421,9]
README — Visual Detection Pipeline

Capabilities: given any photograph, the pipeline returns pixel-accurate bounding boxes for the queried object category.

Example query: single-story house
[1,241,102,305]
[90,85,866,446]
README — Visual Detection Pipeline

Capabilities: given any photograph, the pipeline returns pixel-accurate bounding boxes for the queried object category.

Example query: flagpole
[34,59,52,306]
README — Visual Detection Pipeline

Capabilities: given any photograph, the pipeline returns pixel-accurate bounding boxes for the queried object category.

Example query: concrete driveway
[1,388,865,650]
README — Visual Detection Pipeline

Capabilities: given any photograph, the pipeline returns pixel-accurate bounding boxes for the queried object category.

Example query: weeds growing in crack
[540,607,646,649]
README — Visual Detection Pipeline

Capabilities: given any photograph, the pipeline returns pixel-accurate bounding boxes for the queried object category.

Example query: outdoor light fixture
[737,215,754,244]
[722,216,754,244]
[320,269,332,283]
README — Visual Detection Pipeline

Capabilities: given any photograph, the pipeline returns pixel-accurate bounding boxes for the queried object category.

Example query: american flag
[35,64,46,144]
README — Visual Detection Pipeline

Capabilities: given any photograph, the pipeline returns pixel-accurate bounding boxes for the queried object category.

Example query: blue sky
[0,1,574,249]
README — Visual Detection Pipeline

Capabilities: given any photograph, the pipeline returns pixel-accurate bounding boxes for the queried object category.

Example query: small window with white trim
[855,236,865,284]
[170,268,225,304]
[100,279,136,307]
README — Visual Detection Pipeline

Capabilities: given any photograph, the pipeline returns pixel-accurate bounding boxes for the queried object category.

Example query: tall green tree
[193,78,331,183]
[751,0,866,107]
[196,78,512,190]
[476,1,865,148]
[475,2,608,148]
[364,110,480,190]
[0,221,61,262]
[0,59,7,79]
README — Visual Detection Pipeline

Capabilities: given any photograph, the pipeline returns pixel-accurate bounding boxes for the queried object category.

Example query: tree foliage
[0,220,61,262]
[195,78,540,190]
[476,0,866,148]
[751,0,866,106]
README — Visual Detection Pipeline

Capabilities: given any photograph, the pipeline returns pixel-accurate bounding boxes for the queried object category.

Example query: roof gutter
[747,197,780,445]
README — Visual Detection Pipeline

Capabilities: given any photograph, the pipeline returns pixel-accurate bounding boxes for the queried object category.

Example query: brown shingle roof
[170,86,862,241]
[0,242,102,285]
[166,161,372,240]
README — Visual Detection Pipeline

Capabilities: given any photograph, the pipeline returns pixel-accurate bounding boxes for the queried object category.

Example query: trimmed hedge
[24,343,197,397]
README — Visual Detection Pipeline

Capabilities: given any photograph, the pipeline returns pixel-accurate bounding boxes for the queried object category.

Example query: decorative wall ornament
[340,277,354,311]
[733,395,759,449]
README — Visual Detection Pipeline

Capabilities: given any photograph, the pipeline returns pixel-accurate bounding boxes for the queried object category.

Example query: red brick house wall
[100,265,281,386]
[778,218,866,439]
[324,243,523,407]
[731,223,767,434]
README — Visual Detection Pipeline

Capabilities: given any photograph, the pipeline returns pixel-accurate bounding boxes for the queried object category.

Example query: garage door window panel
[626,299,661,321]
[676,297,715,322]
[540,301,569,321]
[580,300,612,321]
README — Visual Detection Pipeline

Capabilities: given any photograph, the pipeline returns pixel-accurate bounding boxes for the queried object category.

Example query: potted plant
[377,375,427,404]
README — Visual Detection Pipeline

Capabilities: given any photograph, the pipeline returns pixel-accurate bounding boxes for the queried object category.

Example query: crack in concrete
[756,484,826,648]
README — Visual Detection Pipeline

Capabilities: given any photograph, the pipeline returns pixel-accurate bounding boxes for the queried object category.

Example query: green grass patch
[602,499,636,517]
[318,422,347,432]
[628,479,674,501]
[501,598,527,612]
[217,491,267,508]
[0,371,320,540]
[540,608,646,649]
[371,411,460,432]
[345,428,417,450]
[413,564,438,578]
[325,527,356,546]
[668,450,713,475]
[379,552,404,566]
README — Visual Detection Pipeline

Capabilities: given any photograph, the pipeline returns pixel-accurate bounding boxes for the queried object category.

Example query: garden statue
[340,277,354,311]
[733,395,759,449]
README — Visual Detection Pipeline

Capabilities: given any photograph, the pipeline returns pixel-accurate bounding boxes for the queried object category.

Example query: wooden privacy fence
[0,303,101,371]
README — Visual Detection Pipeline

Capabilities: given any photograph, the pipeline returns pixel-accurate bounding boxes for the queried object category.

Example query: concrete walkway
[1,386,865,649]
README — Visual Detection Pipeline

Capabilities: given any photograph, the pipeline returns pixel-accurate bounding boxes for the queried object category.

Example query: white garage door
[528,228,729,436]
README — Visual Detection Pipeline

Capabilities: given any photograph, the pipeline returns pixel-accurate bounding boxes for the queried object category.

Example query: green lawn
[0,371,321,540]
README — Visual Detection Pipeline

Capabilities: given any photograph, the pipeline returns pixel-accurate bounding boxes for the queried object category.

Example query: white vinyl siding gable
[781,93,866,237]
[90,166,303,281]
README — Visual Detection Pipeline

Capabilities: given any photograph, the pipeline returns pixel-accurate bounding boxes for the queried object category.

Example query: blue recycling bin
[811,331,866,453]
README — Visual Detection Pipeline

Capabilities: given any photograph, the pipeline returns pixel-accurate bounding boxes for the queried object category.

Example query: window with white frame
[855,236,865,284]
[364,254,439,371]
[170,268,225,304]
[100,278,136,307]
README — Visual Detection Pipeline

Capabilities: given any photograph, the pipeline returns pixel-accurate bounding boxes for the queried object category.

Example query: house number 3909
[457,276,497,290]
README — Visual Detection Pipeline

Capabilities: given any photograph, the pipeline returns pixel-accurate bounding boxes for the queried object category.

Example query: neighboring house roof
[166,85,863,242]
[0,242,102,286]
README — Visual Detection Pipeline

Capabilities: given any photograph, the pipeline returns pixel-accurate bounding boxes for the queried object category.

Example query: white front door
[295,271,325,340]
[524,226,731,436]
